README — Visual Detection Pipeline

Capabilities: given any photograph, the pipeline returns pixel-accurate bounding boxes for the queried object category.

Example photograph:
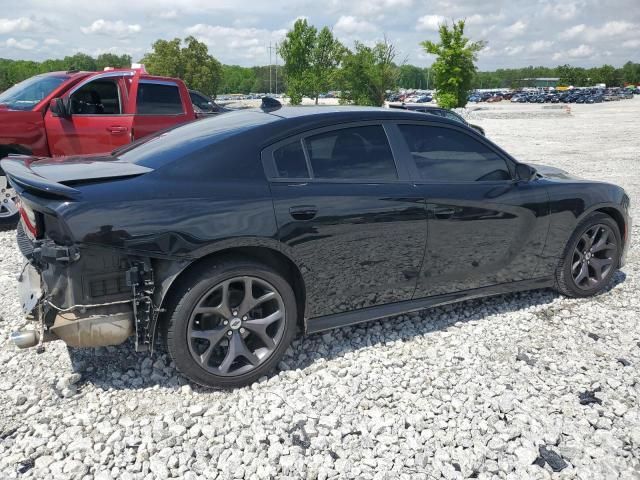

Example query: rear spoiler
[1,155,152,200]
[2,157,80,199]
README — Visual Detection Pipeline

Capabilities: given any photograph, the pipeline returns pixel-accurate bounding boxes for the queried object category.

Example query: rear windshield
[0,74,68,111]
[114,110,277,168]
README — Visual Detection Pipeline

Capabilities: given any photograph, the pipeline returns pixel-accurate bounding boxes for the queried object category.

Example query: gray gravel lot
[1,99,639,480]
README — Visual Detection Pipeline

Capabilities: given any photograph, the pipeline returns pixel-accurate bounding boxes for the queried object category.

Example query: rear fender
[147,237,309,350]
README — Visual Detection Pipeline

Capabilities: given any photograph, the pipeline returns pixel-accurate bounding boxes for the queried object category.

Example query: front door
[392,122,549,298]
[264,124,428,319]
[45,76,133,156]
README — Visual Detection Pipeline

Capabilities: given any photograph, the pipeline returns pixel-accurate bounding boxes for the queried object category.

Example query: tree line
[1,29,638,102]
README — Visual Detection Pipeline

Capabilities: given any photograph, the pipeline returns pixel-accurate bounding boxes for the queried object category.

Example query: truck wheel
[0,175,19,227]
[165,257,297,388]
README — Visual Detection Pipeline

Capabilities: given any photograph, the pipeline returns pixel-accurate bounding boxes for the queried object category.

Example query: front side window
[303,125,397,180]
[137,83,183,115]
[70,80,121,115]
[399,124,511,182]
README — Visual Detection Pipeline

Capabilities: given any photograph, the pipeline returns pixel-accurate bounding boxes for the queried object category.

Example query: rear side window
[399,125,511,182]
[273,140,309,178]
[137,83,183,114]
[303,125,397,180]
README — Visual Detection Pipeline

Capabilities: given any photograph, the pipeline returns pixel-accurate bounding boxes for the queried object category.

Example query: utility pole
[275,42,278,95]
[269,42,272,94]
[267,42,278,95]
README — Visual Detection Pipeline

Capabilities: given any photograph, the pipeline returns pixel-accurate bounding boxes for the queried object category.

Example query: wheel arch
[578,203,628,249]
[150,243,308,347]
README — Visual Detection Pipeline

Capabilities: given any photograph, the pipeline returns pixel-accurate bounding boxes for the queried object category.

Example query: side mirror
[516,163,537,182]
[49,97,69,117]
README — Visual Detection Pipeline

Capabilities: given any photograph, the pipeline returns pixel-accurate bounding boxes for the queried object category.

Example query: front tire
[0,175,19,227]
[555,212,621,297]
[165,257,297,388]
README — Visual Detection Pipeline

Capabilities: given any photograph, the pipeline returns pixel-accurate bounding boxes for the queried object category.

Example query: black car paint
[3,107,631,348]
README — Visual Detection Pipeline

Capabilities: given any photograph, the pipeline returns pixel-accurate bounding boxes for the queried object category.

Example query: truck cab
[0,67,198,224]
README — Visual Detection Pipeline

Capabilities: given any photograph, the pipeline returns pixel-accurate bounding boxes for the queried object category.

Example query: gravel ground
[1,99,639,480]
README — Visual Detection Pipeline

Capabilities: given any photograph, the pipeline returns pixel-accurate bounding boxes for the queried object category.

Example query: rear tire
[555,212,621,297]
[165,257,297,388]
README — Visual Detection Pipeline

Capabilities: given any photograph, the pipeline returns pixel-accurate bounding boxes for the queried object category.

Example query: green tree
[306,27,345,104]
[595,64,621,87]
[398,64,429,89]
[62,53,97,71]
[278,19,317,104]
[621,61,640,84]
[142,36,222,96]
[557,64,589,87]
[421,19,484,108]
[340,39,399,106]
[95,53,132,70]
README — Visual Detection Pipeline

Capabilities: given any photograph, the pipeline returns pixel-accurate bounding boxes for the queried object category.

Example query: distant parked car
[415,95,432,103]
[389,103,485,136]
[189,90,228,115]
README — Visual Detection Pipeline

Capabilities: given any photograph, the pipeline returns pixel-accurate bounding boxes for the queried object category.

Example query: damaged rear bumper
[12,233,155,352]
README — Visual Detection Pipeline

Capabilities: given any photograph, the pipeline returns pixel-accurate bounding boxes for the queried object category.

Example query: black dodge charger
[3,104,631,388]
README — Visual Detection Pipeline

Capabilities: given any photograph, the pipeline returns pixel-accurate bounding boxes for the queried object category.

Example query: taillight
[16,197,39,239]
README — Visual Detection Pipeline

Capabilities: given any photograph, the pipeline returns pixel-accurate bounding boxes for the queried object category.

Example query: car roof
[264,105,456,124]
[389,103,445,111]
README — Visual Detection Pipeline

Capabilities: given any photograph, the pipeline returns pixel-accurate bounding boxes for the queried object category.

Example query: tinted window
[115,110,277,168]
[190,91,217,112]
[442,111,464,124]
[70,80,120,114]
[304,125,397,180]
[273,141,309,178]
[137,83,183,114]
[0,74,68,111]
[399,125,511,182]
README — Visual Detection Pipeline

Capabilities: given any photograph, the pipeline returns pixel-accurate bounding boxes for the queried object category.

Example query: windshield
[0,74,68,111]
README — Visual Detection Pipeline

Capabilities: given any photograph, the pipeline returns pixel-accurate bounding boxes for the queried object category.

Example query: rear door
[132,80,192,140]
[44,73,133,156]
[264,122,428,319]
[391,122,549,298]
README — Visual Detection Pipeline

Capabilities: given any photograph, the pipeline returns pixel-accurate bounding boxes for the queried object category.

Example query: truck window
[0,74,68,111]
[137,83,183,115]
[70,80,121,115]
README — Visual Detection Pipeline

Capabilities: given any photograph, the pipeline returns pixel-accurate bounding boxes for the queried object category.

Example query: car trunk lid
[1,154,153,199]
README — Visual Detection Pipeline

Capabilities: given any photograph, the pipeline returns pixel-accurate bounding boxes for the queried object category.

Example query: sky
[0,0,638,70]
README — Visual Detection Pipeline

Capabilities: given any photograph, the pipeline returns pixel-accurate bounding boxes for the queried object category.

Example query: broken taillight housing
[16,197,39,239]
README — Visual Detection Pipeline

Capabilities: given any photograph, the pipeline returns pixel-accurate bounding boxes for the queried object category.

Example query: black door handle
[289,206,318,221]
[433,206,456,219]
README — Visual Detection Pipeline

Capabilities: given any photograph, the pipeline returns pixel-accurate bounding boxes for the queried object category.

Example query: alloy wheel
[571,224,617,290]
[0,175,17,219]
[187,276,286,376]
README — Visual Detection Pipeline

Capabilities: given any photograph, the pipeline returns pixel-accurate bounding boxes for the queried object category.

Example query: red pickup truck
[0,67,198,224]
